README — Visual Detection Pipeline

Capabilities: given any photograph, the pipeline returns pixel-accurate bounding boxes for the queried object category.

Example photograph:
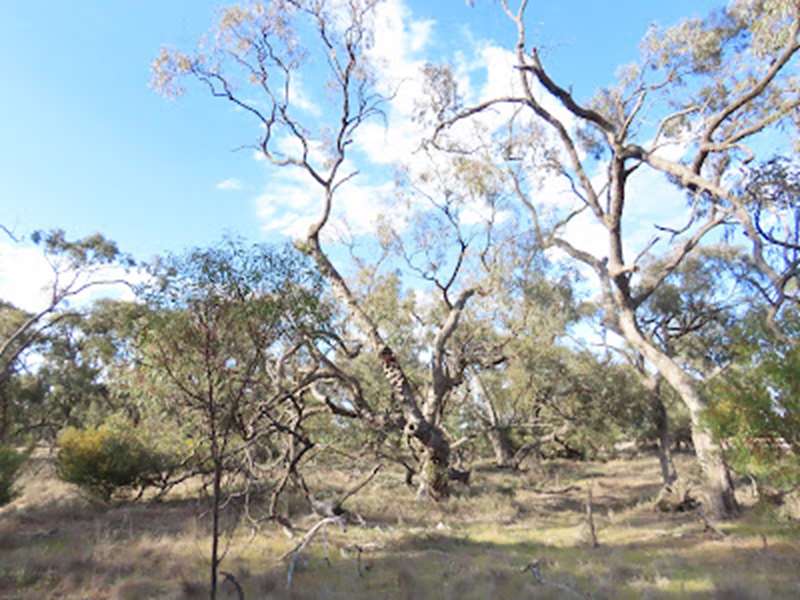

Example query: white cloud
[0,242,55,313]
[254,171,398,240]
[255,180,317,239]
[459,198,512,226]
[0,241,143,314]
[248,0,434,240]
[289,72,322,117]
[409,19,435,53]
[215,178,244,191]
[348,0,435,173]
[562,208,609,261]
[249,0,685,269]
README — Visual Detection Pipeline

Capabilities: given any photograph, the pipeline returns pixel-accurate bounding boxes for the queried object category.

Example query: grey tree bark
[644,375,678,487]
[617,311,737,517]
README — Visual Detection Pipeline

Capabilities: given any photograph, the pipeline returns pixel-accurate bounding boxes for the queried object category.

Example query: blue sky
[0,0,728,311]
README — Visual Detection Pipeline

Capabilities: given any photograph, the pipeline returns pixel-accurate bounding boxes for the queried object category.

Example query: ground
[1,452,799,599]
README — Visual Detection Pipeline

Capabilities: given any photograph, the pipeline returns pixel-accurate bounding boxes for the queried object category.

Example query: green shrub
[705,343,800,492]
[56,425,166,501]
[0,445,27,505]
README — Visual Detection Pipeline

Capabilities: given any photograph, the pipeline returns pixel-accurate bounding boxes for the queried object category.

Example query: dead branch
[0,224,18,242]
[529,484,581,495]
[309,464,383,518]
[220,571,245,600]
[336,464,383,509]
[281,515,346,589]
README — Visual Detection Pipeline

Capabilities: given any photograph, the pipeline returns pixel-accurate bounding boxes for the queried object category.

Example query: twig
[0,224,18,242]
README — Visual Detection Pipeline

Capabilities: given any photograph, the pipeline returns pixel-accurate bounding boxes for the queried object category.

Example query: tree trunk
[654,408,677,487]
[618,312,738,519]
[210,459,221,600]
[646,377,677,486]
[473,371,515,468]
[687,409,739,518]
[488,426,515,468]
[417,443,451,500]
[0,386,8,445]
[305,232,454,500]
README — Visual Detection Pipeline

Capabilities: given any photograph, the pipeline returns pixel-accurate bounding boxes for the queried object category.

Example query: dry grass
[1,452,799,599]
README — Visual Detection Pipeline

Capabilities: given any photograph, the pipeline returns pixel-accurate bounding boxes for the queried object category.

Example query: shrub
[56,425,165,501]
[705,343,800,492]
[0,445,27,505]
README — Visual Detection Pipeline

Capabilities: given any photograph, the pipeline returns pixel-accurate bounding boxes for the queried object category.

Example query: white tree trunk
[618,310,738,518]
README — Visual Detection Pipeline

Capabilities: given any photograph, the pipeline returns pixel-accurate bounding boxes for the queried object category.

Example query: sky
[0,0,727,312]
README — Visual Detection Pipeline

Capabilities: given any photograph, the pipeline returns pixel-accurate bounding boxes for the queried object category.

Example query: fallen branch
[529,484,582,495]
[338,464,383,508]
[281,516,346,589]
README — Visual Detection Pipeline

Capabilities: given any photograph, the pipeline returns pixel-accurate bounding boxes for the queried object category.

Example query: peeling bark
[305,229,455,500]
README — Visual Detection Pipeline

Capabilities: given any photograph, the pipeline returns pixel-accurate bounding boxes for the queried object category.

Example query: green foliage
[30,228,132,268]
[56,424,173,501]
[0,445,27,505]
[705,339,800,490]
[1,230,133,449]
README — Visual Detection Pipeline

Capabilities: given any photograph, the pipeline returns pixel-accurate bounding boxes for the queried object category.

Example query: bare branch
[691,14,800,174]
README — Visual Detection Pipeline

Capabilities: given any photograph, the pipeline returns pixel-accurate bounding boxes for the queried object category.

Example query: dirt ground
[1,452,799,599]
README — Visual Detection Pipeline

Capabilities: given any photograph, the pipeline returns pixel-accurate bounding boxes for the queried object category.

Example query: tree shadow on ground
[4,455,799,599]
[232,525,800,600]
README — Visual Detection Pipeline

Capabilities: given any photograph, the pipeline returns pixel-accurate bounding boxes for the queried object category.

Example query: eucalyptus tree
[0,230,132,442]
[430,0,799,518]
[473,334,653,466]
[152,0,505,499]
[604,247,749,486]
[18,316,110,442]
[739,158,800,340]
[453,248,580,468]
[137,239,328,599]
